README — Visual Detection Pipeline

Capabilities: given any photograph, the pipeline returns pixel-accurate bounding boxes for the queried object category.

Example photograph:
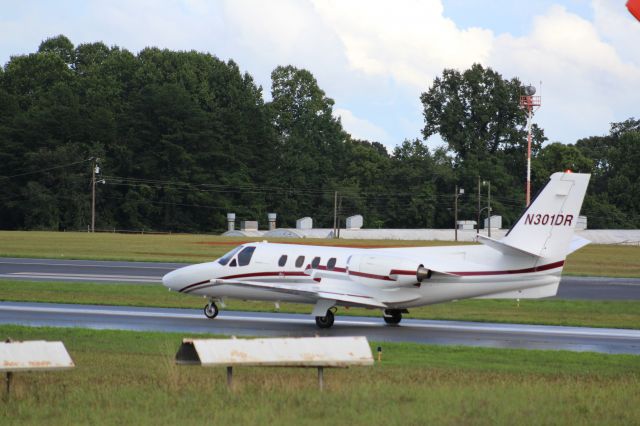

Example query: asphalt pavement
[1,301,639,354]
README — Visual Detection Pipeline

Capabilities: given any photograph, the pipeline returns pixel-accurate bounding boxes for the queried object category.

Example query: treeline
[0,35,638,232]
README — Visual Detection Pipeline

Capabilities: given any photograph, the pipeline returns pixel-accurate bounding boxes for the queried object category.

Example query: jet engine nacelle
[347,254,431,287]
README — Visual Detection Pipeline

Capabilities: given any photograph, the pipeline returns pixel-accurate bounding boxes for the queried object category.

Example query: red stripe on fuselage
[449,260,565,276]
[389,269,416,276]
[178,280,210,293]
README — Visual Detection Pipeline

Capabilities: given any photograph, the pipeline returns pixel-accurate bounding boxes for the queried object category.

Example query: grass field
[2,279,639,329]
[1,324,638,425]
[1,230,640,277]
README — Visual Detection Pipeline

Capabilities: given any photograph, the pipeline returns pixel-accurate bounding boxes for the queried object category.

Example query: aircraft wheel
[383,310,402,325]
[315,309,335,329]
[203,302,219,319]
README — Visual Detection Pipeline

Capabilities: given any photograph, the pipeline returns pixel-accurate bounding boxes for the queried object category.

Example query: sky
[1,0,639,151]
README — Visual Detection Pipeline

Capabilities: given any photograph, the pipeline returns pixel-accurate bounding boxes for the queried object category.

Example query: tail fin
[499,172,590,259]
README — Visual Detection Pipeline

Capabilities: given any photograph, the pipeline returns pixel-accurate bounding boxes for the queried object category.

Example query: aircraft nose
[162,269,184,291]
[162,263,217,292]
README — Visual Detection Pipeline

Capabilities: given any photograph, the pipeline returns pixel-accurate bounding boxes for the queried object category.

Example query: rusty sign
[176,336,373,367]
[1,340,75,372]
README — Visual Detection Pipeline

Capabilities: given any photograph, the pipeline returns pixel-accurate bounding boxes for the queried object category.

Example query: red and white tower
[520,85,541,207]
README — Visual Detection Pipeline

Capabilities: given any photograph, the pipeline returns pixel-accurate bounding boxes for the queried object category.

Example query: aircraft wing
[210,278,388,309]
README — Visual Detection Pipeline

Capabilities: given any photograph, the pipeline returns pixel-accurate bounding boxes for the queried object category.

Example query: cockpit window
[237,246,256,266]
[218,246,243,266]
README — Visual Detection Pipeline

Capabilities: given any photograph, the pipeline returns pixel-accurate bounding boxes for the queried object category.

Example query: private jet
[162,171,590,328]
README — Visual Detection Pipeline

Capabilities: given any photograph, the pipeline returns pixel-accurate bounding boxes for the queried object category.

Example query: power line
[0,159,92,180]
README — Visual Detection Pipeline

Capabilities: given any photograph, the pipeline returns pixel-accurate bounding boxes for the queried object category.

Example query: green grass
[0,231,465,262]
[1,325,638,425]
[2,230,639,277]
[2,279,639,329]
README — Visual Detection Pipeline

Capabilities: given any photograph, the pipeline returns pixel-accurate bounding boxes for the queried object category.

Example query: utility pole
[333,191,338,239]
[454,185,458,241]
[487,181,492,238]
[91,157,101,233]
[91,158,96,233]
[477,176,481,235]
[454,185,463,241]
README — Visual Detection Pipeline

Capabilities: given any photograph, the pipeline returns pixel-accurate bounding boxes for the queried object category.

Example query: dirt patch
[194,241,402,249]
[134,252,213,258]
[194,241,252,246]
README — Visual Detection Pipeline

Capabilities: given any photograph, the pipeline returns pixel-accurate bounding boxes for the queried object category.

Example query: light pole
[454,185,464,241]
[90,158,103,233]
[520,85,541,207]
[483,180,492,237]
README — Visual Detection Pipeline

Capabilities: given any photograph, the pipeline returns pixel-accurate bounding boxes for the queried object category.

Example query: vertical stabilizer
[501,172,590,259]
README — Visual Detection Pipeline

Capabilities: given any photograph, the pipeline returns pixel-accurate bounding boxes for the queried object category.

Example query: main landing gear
[315,308,336,329]
[383,309,403,325]
[203,301,219,319]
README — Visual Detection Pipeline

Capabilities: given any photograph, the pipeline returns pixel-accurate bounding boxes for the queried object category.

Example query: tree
[267,65,348,226]
[2,37,639,231]
[38,35,75,65]
[421,64,543,160]
[575,118,640,228]
[532,142,593,189]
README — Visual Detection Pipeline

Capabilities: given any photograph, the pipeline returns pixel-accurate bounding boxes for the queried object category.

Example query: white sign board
[0,341,75,372]
[176,336,373,367]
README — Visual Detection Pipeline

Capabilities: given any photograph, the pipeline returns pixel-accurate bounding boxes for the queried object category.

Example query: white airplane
[162,172,590,328]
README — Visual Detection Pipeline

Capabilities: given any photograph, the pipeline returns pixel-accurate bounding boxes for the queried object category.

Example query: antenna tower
[520,85,541,207]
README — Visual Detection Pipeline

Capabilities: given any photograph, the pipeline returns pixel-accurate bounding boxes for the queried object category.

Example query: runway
[1,257,639,300]
[1,301,639,354]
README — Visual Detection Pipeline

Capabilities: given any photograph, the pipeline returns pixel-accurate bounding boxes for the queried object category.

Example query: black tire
[315,310,335,329]
[383,310,402,325]
[203,302,219,319]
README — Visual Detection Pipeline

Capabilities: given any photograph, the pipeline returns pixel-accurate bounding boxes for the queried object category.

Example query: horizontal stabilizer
[477,235,540,258]
[567,235,590,255]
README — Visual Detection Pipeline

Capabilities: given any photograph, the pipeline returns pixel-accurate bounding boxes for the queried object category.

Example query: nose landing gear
[203,301,219,319]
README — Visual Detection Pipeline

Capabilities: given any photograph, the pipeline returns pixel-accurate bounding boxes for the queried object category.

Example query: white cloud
[334,107,390,145]
[490,5,640,142]
[592,0,640,64]
[308,1,640,143]
[311,0,493,87]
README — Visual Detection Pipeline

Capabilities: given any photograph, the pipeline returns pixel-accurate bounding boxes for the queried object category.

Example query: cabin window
[295,256,305,268]
[218,246,243,266]
[327,258,336,270]
[311,257,321,269]
[237,246,256,266]
[229,259,237,267]
[278,255,288,267]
